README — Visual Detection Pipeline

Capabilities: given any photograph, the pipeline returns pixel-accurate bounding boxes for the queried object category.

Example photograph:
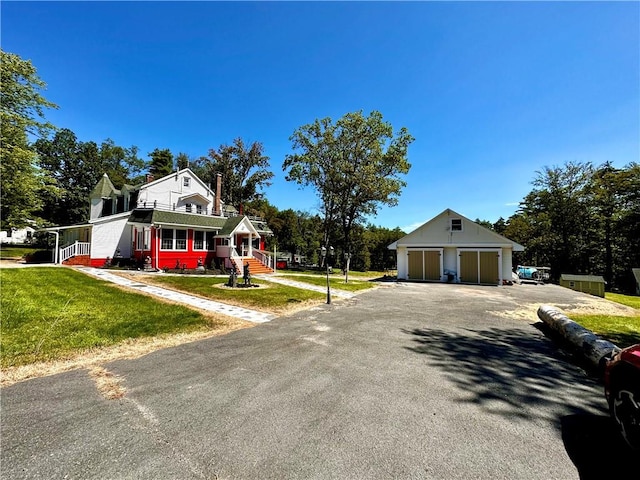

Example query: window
[450,219,463,231]
[161,229,188,250]
[194,231,205,250]
[161,229,174,249]
[196,204,203,215]
[183,177,190,187]
[102,198,113,217]
[206,232,216,250]
[175,229,187,250]
[136,229,150,250]
[186,203,192,213]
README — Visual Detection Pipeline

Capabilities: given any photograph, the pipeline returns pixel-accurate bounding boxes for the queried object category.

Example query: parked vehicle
[604,343,640,450]
[516,265,550,282]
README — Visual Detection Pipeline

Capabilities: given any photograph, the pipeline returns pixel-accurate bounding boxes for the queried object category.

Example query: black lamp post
[320,245,334,304]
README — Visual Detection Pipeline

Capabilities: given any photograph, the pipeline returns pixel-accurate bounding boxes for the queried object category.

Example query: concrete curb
[537,305,620,372]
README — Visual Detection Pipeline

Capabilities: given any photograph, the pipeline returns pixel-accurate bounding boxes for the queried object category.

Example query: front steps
[232,257,273,275]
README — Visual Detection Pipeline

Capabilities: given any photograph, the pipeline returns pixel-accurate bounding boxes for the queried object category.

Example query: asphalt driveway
[1,282,635,479]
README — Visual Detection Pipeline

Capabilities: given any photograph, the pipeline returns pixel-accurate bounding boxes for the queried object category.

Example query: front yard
[570,292,640,348]
[0,268,328,372]
[0,268,241,368]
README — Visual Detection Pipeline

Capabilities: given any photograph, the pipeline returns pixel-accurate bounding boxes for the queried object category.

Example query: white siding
[502,248,513,281]
[137,170,214,211]
[91,217,132,259]
[442,247,458,277]
[397,246,408,280]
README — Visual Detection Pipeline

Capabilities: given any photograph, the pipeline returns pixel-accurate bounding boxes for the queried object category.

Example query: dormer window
[183,177,190,188]
[450,218,462,231]
[186,203,192,213]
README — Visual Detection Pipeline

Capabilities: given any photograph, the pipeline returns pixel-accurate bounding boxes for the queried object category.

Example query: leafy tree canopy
[148,148,174,178]
[0,49,58,229]
[197,138,274,208]
[283,110,414,267]
[34,128,144,225]
[506,160,639,292]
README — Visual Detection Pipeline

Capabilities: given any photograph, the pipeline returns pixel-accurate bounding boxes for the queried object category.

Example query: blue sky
[3,1,638,232]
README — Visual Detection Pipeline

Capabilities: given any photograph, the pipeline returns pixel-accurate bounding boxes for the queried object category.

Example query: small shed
[560,274,606,298]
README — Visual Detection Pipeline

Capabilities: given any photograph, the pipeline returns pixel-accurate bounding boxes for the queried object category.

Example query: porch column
[248,232,253,257]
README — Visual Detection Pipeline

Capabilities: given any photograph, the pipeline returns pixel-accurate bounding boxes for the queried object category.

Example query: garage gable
[391,208,524,251]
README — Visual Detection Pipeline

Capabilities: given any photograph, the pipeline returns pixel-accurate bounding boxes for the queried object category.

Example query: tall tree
[35,128,145,225]
[505,160,639,291]
[200,138,274,208]
[587,162,640,290]
[284,110,414,276]
[148,148,173,178]
[527,161,594,278]
[175,152,190,171]
[100,139,145,187]
[0,49,58,229]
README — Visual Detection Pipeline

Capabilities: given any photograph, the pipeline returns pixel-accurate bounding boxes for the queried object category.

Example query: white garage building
[389,208,525,285]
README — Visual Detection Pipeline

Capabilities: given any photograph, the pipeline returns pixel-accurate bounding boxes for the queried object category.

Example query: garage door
[459,251,478,284]
[408,251,423,280]
[407,250,441,281]
[479,251,499,284]
[459,250,500,285]
[424,251,440,281]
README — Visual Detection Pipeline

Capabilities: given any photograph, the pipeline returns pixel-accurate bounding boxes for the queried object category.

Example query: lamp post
[320,245,334,304]
[344,252,352,284]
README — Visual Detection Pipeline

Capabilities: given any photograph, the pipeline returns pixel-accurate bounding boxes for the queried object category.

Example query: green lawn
[0,245,40,259]
[1,268,219,367]
[571,292,640,348]
[606,292,640,309]
[139,275,326,311]
[276,274,376,292]
[278,267,387,279]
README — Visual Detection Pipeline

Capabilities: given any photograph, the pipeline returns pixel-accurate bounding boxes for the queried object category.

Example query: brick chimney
[214,173,222,216]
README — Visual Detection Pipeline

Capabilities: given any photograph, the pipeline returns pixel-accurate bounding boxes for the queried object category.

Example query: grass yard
[571,292,640,348]
[0,268,236,368]
[606,292,640,309]
[278,268,387,280]
[132,274,326,312]
[276,274,376,292]
[0,245,40,259]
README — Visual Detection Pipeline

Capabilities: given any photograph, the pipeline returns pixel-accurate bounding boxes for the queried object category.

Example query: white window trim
[193,230,206,251]
[450,218,463,232]
[183,177,191,187]
[136,228,151,251]
[160,228,188,251]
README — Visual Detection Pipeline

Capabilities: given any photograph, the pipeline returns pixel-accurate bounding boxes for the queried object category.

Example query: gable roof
[217,215,259,237]
[141,168,215,198]
[560,274,605,283]
[390,208,524,251]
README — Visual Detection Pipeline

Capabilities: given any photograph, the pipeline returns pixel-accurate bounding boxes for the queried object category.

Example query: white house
[1,224,36,244]
[43,169,273,272]
[389,208,525,285]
